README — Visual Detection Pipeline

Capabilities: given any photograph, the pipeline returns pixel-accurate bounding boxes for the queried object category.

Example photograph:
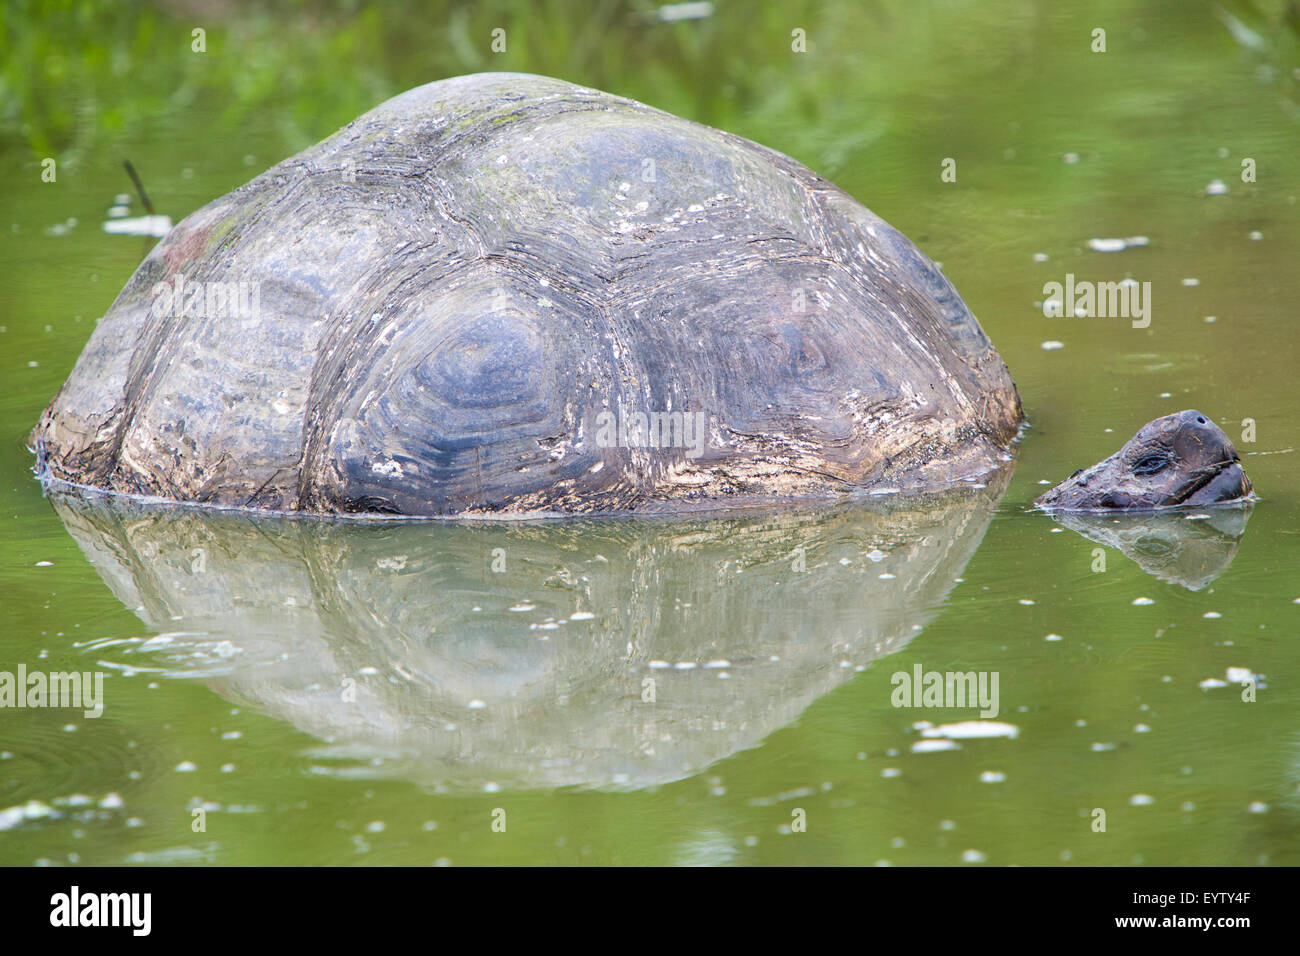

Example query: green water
[1,0,1298,865]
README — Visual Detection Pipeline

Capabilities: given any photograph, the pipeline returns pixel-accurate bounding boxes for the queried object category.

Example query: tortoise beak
[1161,455,1252,506]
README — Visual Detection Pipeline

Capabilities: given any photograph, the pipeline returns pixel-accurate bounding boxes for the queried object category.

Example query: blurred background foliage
[3,0,1297,176]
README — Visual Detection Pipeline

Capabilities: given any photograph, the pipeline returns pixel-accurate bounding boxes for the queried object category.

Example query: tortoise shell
[34,73,1022,516]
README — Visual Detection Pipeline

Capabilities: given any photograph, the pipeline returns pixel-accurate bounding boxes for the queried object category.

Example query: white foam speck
[912,739,961,753]
[923,721,1019,740]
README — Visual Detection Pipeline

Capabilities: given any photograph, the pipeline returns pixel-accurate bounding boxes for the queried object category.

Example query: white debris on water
[1131,794,1155,806]
[1088,236,1149,252]
[979,771,1006,783]
[656,1,714,21]
[922,721,1019,740]
[102,214,172,237]
[1200,667,1260,690]
[1205,179,1229,195]
[1132,596,1155,605]
[1041,340,1064,350]
[0,800,60,830]
[912,739,961,754]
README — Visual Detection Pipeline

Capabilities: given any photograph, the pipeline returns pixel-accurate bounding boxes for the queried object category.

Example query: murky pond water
[2,0,1297,865]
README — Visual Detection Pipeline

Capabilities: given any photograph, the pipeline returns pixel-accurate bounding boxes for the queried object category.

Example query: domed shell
[33,73,1022,516]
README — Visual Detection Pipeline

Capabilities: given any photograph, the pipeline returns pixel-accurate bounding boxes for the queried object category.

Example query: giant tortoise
[31,73,1251,516]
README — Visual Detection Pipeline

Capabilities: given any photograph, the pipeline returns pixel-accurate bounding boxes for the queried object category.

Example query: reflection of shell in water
[51,468,1009,791]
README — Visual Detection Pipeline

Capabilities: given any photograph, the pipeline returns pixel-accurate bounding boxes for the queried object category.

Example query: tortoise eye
[1133,455,1169,476]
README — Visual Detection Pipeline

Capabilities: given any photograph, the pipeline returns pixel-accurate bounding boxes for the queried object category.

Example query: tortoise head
[1035,410,1253,512]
